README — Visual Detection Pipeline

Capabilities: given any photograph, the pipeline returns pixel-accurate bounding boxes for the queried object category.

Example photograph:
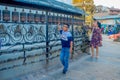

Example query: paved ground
[15,35,120,80]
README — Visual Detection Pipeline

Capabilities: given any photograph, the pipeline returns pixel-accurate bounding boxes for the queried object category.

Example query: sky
[57,0,120,9]
[94,0,120,9]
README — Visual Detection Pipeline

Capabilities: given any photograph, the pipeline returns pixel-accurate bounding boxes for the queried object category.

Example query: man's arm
[58,22,61,31]
[70,41,73,54]
[70,41,73,59]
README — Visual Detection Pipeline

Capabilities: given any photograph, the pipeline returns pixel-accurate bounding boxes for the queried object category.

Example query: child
[58,23,73,74]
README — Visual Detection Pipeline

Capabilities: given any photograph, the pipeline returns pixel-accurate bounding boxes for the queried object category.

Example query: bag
[89,28,94,41]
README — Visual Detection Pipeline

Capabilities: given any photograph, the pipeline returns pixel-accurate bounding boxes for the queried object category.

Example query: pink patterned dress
[90,27,102,48]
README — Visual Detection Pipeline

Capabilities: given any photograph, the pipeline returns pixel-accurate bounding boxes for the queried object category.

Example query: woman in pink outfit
[90,21,102,58]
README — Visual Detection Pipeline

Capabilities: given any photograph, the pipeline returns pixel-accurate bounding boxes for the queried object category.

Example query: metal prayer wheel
[34,11,40,23]
[12,8,19,22]
[65,15,67,24]
[55,13,59,24]
[60,14,63,24]
[3,6,10,22]
[55,14,58,24]
[52,13,55,24]
[20,9,26,22]
[48,12,52,23]
[27,10,34,23]
[68,15,72,24]
[57,14,60,23]
[40,11,45,23]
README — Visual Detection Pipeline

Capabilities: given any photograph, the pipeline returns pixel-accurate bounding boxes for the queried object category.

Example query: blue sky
[57,0,120,9]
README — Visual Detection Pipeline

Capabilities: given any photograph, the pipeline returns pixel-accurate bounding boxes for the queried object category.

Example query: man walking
[58,23,73,74]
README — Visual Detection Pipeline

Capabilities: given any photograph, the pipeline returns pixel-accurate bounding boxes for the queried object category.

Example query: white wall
[99,19,115,25]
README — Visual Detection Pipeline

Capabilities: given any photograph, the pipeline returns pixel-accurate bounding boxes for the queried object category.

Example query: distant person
[108,25,113,35]
[58,23,73,74]
[105,26,108,34]
[90,21,102,58]
[116,25,120,33]
[101,27,104,34]
[112,25,115,34]
[97,21,101,29]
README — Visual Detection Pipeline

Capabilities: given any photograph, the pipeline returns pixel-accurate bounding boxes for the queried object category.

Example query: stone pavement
[14,35,120,80]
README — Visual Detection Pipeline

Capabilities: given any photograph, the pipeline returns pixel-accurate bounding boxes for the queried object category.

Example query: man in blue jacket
[58,23,73,74]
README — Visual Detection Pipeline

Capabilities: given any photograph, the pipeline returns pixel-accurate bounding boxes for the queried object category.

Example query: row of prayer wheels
[0,6,82,25]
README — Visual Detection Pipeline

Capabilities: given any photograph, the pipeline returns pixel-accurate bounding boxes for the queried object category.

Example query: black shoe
[62,70,66,74]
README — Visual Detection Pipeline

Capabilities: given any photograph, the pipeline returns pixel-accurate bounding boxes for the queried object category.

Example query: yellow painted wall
[72,0,95,26]
[72,0,83,4]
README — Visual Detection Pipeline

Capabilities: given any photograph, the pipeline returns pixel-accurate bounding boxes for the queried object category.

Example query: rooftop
[95,15,120,20]
[0,0,84,15]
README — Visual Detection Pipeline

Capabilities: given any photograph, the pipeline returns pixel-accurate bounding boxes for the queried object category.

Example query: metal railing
[0,4,89,80]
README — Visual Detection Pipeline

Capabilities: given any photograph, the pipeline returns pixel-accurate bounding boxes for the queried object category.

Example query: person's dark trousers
[60,47,70,73]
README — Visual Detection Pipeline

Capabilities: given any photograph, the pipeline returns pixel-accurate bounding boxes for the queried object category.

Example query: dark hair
[64,24,70,28]
[93,18,97,21]
[97,21,101,29]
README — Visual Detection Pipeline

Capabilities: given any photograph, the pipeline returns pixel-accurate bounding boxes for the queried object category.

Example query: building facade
[72,0,95,26]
